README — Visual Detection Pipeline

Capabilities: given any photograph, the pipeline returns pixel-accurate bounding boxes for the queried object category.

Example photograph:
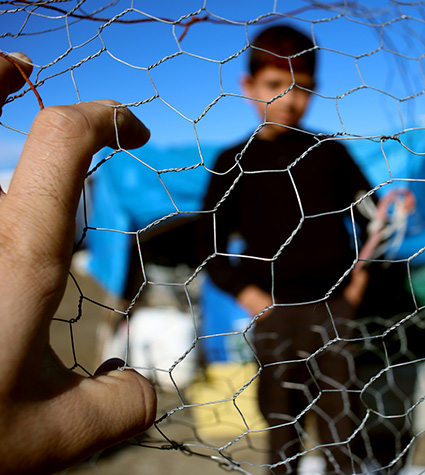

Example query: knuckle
[35,105,94,143]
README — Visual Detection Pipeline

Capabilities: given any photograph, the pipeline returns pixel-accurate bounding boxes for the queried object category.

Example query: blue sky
[1,0,425,169]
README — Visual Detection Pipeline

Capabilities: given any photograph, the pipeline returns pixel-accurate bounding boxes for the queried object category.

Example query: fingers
[0,55,157,474]
[0,101,149,362]
[61,369,156,473]
[0,52,33,112]
[57,370,156,473]
[73,369,157,461]
[5,101,149,267]
[1,368,157,474]
[94,357,126,375]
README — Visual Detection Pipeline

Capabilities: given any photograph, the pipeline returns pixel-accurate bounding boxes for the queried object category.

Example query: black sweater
[197,130,373,303]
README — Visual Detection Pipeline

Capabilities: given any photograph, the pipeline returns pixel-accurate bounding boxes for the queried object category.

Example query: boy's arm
[343,146,377,241]
[339,145,376,308]
[197,150,253,295]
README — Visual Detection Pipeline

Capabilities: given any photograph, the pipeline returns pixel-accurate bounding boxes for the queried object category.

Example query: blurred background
[3,1,425,474]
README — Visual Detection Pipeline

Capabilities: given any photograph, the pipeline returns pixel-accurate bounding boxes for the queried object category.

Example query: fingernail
[8,52,31,63]
[94,357,125,376]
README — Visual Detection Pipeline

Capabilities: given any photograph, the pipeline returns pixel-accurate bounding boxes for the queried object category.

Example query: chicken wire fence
[2,1,425,474]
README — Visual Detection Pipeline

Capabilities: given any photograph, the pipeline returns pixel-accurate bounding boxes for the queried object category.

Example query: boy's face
[242,65,314,140]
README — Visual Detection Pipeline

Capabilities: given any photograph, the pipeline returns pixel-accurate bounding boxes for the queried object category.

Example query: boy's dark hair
[249,25,316,77]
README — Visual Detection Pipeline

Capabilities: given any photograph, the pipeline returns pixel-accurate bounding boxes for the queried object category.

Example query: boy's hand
[0,53,156,474]
[343,267,370,308]
[238,284,273,319]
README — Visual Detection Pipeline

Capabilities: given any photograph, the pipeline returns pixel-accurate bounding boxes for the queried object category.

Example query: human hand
[237,284,273,319]
[343,266,370,308]
[0,53,157,474]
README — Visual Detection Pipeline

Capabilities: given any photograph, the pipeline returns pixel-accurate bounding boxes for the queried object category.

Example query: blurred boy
[198,25,373,473]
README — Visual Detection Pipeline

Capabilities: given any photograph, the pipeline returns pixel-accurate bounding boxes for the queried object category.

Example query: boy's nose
[277,89,296,105]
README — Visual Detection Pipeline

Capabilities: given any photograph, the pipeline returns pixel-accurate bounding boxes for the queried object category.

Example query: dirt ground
[52,254,425,475]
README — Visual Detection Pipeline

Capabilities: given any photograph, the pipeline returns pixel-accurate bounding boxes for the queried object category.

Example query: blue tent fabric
[86,143,219,296]
[200,275,252,363]
[347,128,425,265]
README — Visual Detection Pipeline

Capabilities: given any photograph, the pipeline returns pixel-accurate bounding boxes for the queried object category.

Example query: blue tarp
[86,143,219,296]
[347,129,425,265]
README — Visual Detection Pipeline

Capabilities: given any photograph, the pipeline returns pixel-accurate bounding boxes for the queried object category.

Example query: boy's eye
[265,80,291,91]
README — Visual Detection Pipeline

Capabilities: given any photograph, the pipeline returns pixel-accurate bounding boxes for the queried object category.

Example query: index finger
[0,52,33,112]
[4,100,149,282]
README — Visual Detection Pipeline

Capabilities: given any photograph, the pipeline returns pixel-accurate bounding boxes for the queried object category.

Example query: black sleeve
[335,142,377,245]
[196,147,252,296]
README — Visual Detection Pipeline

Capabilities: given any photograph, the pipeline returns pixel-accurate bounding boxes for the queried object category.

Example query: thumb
[82,368,157,448]
[52,367,157,471]
[6,365,157,475]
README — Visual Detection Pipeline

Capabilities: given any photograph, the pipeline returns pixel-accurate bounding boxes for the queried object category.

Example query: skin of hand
[0,53,157,474]
[343,266,370,308]
[237,284,274,319]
